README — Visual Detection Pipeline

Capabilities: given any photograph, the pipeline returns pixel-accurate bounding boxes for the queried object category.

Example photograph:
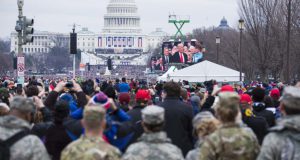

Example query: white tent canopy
[163,60,244,82]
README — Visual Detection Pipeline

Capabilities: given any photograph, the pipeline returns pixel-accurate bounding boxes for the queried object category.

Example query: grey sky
[0,0,239,38]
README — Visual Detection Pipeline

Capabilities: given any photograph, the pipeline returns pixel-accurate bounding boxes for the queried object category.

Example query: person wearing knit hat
[186,111,220,160]
[199,92,260,160]
[239,94,268,145]
[123,105,184,160]
[258,86,300,160]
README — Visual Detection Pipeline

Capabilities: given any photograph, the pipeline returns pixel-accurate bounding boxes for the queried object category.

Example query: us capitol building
[10,0,168,66]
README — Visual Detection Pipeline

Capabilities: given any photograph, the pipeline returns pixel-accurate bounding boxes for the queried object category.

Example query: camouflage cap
[280,86,300,110]
[10,96,35,114]
[142,105,165,125]
[84,105,106,123]
[217,92,240,109]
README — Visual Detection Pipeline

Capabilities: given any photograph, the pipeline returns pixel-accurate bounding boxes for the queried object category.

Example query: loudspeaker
[70,33,77,54]
[13,57,17,69]
[107,59,112,70]
[87,63,90,71]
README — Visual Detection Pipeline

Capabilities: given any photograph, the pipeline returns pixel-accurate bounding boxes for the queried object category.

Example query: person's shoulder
[62,138,83,152]
[127,141,148,151]
[14,134,44,149]
[101,142,121,158]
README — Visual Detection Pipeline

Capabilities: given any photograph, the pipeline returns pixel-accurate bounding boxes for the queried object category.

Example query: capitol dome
[103,0,141,33]
[218,17,230,29]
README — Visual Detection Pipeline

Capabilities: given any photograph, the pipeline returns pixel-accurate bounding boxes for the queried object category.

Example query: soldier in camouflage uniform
[61,105,121,160]
[122,105,184,160]
[257,86,300,160]
[0,97,50,160]
[199,92,260,160]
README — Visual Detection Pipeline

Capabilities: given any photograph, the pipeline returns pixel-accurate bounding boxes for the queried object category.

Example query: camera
[65,82,74,88]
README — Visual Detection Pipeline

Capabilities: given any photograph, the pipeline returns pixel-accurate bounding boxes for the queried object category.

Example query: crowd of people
[0,76,300,160]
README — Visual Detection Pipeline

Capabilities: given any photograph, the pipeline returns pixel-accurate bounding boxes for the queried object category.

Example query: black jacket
[45,123,72,160]
[242,111,269,145]
[158,97,194,156]
[125,106,144,148]
[200,95,215,115]
[253,103,276,127]
[169,52,188,64]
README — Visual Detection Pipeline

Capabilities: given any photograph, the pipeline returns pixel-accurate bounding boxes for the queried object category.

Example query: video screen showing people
[151,40,204,72]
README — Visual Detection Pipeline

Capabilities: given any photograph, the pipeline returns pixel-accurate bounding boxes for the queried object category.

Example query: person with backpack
[257,86,300,160]
[0,96,50,160]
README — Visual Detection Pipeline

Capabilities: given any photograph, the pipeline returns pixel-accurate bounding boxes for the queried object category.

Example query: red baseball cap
[136,90,151,101]
[240,94,252,104]
[220,85,234,92]
[270,88,280,98]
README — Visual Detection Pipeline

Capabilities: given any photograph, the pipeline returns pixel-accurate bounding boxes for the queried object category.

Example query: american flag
[98,37,102,47]
[138,37,143,47]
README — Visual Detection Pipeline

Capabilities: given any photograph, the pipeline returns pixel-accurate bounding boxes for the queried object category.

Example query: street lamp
[238,19,245,82]
[216,36,221,64]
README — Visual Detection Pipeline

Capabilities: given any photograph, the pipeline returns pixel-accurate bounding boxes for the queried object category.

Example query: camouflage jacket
[61,135,121,160]
[185,139,203,160]
[199,123,260,160]
[0,115,50,160]
[257,115,300,160]
[122,131,184,160]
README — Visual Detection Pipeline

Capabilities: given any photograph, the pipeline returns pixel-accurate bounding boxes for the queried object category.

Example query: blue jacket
[70,107,133,152]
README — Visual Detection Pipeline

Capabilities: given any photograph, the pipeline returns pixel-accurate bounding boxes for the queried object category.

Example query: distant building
[10,31,69,54]
[146,28,168,49]
[217,17,230,30]
[10,0,168,66]
[77,27,95,53]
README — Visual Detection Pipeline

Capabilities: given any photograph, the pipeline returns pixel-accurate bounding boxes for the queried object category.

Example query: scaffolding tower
[168,14,190,41]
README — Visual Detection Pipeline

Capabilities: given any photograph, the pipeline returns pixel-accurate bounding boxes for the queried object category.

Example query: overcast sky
[0,0,239,39]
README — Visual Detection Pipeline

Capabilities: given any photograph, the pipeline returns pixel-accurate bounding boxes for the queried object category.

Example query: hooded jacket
[257,115,300,160]
[0,115,50,160]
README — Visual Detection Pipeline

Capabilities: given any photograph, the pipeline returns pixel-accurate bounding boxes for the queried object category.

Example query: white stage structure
[158,60,244,82]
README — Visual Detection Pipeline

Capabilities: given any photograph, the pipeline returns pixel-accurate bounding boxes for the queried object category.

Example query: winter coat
[31,107,54,138]
[122,131,184,160]
[257,115,300,160]
[241,110,269,145]
[125,106,144,149]
[158,97,194,156]
[199,123,260,160]
[200,96,215,115]
[0,115,50,160]
[44,123,72,160]
[253,102,276,127]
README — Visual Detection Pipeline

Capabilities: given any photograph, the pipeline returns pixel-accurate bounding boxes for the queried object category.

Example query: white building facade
[10,31,69,54]
[10,0,168,65]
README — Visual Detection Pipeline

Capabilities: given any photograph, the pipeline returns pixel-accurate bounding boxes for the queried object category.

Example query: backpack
[0,129,29,160]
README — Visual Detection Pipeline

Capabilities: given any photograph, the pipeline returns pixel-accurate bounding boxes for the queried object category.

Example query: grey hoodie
[257,115,300,160]
[0,115,50,160]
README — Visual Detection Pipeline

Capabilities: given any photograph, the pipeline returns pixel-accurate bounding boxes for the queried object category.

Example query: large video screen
[150,40,204,72]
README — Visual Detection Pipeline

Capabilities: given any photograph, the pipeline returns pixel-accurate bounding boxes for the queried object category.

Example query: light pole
[16,0,24,84]
[238,19,245,82]
[15,0,34,85]
[216,36,221,64]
